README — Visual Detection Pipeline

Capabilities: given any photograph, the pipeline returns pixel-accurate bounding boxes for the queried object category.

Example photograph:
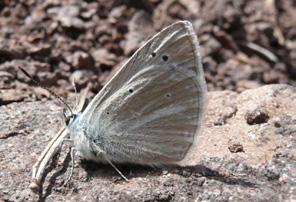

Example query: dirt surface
[1,0,296,201]
[0,0,296,105]
[0,84,295,201]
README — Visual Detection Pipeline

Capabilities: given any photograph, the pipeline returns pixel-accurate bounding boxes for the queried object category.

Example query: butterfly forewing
[80,21,206,164]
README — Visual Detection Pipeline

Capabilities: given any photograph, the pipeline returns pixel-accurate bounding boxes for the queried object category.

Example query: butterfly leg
[102,154,129,182]
[90,142,129,182]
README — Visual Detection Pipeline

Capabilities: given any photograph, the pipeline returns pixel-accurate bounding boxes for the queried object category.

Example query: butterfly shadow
[169,164,257,188]
[80,161,257,188]
[80,160,162,181]
[36,156,257,202]
[36,149,72,202]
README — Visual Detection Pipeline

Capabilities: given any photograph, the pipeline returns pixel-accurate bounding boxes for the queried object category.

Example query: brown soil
[0,0,295,105]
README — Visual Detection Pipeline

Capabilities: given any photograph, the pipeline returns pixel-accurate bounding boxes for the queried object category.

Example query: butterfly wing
[79,21,207,165]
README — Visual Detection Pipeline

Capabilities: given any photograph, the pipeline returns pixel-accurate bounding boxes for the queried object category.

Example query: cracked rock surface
[0,84,295,201]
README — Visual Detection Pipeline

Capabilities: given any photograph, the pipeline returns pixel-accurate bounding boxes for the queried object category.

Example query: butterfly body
[67,21,207,166]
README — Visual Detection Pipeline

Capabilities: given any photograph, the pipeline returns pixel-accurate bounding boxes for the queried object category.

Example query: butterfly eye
[151,52,156,57]
[129,89,133,93]
[166,93,171,98]
[63,109,71,125]
[162,55,168,62]
[63,108,67,118]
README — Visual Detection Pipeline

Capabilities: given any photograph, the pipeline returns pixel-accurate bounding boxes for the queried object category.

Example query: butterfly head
[63,108,78,126]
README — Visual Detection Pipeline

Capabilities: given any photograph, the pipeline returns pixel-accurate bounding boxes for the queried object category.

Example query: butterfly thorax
[67,112,103,162]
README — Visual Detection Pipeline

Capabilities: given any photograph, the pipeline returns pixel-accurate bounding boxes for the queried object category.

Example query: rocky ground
[0,0,296,201]
[0,85,295,201]
[0,0,296,103]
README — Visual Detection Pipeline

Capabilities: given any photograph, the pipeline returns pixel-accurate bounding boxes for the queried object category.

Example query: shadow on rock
[80,160,257,188]
[37,150,72,202]
[180,165,257,188]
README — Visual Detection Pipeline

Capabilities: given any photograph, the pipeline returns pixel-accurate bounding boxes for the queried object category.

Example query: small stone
[92,49,117,67]
[70,70,94,89]
[228,143,244,153]
[0,89,27,105]
[245,108,270,125]
[47,5,85,30]
[162,170,168,175]
[196,177,206,186]
[29,44,51,56]
[72,51,94,69]
[273,118,282,128]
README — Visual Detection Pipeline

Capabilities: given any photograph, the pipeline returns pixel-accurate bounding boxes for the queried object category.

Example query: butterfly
[28,20,207,191]
[67,20,206,166]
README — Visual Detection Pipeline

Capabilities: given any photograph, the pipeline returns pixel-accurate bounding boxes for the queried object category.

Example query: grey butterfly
[66,20,207,167]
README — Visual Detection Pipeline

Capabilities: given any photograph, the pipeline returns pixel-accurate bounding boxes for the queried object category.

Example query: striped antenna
[18,66,74,116]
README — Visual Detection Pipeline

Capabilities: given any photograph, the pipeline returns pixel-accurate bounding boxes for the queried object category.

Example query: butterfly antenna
[18,66,74,116]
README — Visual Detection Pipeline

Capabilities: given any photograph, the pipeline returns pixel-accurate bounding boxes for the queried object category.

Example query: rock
[29,44,51,57]
[92,48,117,68]
[70,51,95,70]
[47,5,85,32]
[228,142,244,153]
[123,11,154,56]
[0,84,295,201]
[0,48,25,62]
[287,49,296,78]
[70,70,97,90]
[0,89,27,105]
[245,108,270,125]
[47,5,86,39]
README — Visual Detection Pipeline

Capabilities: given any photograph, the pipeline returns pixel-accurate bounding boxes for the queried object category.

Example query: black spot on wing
[162,55,168,61]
